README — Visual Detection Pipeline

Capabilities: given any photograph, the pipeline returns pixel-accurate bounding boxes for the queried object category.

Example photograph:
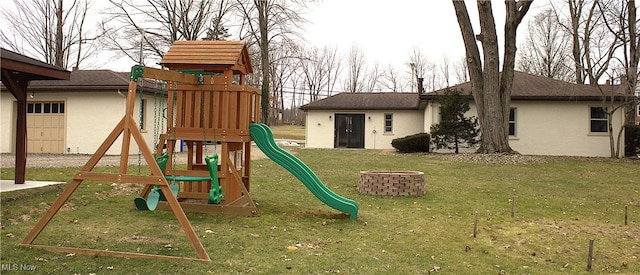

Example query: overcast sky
[85,1,549,73]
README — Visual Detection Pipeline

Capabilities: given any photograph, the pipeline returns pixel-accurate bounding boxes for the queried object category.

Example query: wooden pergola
[1,48,71,184]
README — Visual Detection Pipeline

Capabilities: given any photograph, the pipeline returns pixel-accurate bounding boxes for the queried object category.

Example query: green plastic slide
[249,123,358,220]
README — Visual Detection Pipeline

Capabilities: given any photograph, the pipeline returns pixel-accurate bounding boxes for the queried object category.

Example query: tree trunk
[453,0,531,154]
[453,1,485,145]
[55,0,64,68]
[568,0,584,84]
[478,0,506,153]
[626,0,639,125]
[256,0,270,124]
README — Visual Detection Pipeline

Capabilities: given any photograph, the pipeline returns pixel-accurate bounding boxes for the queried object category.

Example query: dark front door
[334,114,364,148]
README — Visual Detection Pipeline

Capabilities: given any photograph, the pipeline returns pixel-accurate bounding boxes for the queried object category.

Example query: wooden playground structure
[20,41,260,262]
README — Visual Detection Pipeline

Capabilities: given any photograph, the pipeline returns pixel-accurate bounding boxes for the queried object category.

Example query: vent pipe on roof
[417,77,424,94]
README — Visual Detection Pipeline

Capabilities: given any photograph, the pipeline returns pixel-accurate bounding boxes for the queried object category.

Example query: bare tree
[565,0,591,83]
[440,56,452,87]
[299,45,343,100]
[102,0,222,65]
[299,46,329,102]
[269,43,299,125]
[363,61,381,93]
[203,0,235,40]
[423,61,442,92]
[556,0,618,85]
[407,46,432,92]
[342,44,367,93]
[595,0,640,157]
[1,0,99,70]
[453,56,469,84]
[323,45,343,97]
[517,8,573,81]
[452,0,532,154]
[287,67,304,124]
[235,0,308,124]
[380,65,405,92]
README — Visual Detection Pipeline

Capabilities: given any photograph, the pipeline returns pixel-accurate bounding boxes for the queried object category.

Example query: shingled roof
[422,71,624,101]
[300,92,422,111]
[27,70,130,91]
[9,70,165,94]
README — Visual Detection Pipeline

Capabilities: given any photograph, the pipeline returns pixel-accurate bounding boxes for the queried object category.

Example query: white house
[300,72,627,157]
[300,93,426,149]
[1,70,165,155]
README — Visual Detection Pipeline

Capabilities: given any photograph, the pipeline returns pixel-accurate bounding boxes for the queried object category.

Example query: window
[384,113,393,133]
[27,103,64,114]
[590,106,608,133]
[509,108,516,136]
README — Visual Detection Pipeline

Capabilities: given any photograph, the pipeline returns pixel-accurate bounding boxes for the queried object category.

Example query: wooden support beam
[74,172,166,185]
[19,244,210,262]
[142,67,200,84]
[1,69,28,184]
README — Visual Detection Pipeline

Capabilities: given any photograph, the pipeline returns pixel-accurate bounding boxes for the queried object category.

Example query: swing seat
[155,152,216,182]
[136,153,222,207]
[205,154,223,204]
[134,187,161,211]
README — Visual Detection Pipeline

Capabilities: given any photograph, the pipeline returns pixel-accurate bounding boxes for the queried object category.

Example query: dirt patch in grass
[94,182,139,200]
[118,235,168,244]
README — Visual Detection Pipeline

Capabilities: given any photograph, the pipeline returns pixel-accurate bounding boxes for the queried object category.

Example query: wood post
[624,206,628,226]
[473,212,478,238]
[587,239,594,271]
[511,196,515,218]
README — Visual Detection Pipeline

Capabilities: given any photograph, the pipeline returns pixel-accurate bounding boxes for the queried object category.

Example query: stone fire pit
[358,171,425,196]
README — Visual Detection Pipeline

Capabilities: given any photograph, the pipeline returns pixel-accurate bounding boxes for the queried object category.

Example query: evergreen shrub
[625,125,640,157]
[391,133,430,153]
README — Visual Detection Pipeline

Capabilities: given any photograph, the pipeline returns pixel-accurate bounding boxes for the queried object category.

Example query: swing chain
[210,75,217,152]
[137,78,145,175]
[171,81,178,179]
[200,74,208,157]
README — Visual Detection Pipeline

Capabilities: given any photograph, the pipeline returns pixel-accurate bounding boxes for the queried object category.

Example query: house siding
[305,109,424,149]
[305,110,335,148]
[508,101,623,157]
[424,100,624,157]
[1,91,158,155]
[1,92,16,153]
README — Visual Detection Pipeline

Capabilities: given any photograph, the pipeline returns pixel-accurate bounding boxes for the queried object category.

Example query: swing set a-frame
[19,41,261,262]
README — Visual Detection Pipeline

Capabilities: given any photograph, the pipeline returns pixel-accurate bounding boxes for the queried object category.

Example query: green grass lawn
[1,150,639,274]
[268,124,305,140]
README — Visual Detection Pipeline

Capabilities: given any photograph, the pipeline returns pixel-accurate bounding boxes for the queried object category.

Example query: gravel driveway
[1,144,269,169]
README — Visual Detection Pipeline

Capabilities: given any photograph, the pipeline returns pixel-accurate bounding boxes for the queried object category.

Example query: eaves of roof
[300,92,422,111]
[420,71,626,102]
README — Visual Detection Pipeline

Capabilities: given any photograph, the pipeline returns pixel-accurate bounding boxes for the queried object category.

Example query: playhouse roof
[160,40,253,75]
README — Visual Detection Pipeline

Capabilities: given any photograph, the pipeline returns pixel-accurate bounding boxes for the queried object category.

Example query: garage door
[27,102,65,153]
